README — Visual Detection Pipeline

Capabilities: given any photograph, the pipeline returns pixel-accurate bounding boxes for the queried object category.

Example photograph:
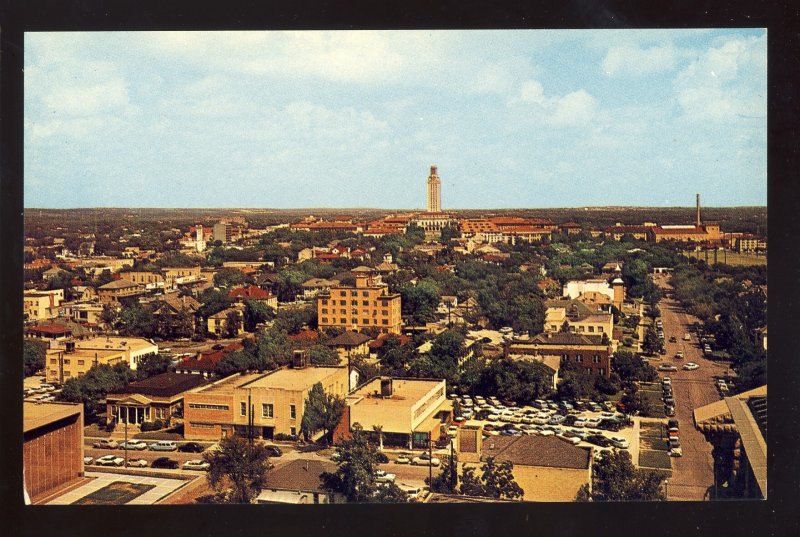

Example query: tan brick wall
[24,411,83,501]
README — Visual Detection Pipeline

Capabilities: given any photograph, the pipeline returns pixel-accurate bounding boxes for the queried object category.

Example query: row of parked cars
[667,419,682,457]
[85,455,211,470]
[92,439,206,452]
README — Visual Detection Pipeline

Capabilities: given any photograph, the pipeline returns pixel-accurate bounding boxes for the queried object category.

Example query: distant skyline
[24,30,767,209]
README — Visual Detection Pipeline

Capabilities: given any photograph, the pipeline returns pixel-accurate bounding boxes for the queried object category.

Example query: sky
[24,29,767,209]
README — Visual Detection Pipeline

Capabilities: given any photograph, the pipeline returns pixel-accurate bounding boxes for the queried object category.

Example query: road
[653,273,725,500]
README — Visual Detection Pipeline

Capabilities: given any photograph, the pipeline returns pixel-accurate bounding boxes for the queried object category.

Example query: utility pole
[428,437,433,489]
[124,418,129,468]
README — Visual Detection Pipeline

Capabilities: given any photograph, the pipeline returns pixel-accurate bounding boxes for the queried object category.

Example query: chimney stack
[696,193,701,228]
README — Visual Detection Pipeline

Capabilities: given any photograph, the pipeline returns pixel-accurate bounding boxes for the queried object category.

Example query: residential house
[256,460,345,504]
[23,289,64,321]
[207,307,244,337]
[228,285,278,310]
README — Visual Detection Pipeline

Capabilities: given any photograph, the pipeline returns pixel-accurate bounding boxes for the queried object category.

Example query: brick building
[317,266,402,334]
[23,401,84,503]
[509,332,613,377]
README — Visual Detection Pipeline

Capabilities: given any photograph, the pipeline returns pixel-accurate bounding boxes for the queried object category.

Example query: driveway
[654,275,723,500]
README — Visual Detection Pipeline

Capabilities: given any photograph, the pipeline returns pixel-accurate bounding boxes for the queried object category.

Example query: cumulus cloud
[601,44,680,76]
[674,35,766,122]
[510,80,598,126]
[550,90,597,126]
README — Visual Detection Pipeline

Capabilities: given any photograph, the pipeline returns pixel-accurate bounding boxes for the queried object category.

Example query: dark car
[151,457,179,469]
[265,445,283,457]
[586,434,613,447]
[178,442,206,453]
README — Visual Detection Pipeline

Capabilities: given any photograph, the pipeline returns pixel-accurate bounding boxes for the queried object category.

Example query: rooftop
[327,331,372,347]
[261,459,337,493]
[481,434,591,470]
[196,366,347,394]
[75,336,157,353]
[349,378,443,411]
[98,279,140,290]
[24,401,82,433]
[116,372,208,398]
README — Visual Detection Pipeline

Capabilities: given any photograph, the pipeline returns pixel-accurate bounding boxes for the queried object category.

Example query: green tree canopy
[24,339,47,377]
[321,423,390,503]
[459,457,524,500]
[477,358,553,404]
[300,382,346,444]
[203,436,272,503]
[590,450,666,501]
[306,345,341,366]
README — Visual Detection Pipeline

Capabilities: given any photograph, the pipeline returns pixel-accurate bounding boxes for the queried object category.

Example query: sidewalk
[48,471,189,505]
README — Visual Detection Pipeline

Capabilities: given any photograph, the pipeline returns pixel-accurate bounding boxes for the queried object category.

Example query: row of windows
[562,354,604,363]
[321,298,393,307]
[321,317,390,325]
[321,308,389,316]
[188,403,230,411]
[239,402,296,420]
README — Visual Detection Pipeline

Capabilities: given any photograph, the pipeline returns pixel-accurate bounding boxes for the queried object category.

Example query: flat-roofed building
[317,267,402,334]
[509,332,612,378]
[23,401,84,503]
[97,279,144,304]
[75,335,158,370]
[183,364,349,441]
[45,342,126,385]
[333,377,450,450]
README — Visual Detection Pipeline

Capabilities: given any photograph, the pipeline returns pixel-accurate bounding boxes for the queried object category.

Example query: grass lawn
[685,250,766,266]
[133,431,183,441]
[84,423,112,438]
[73,482,155,505]
[638,450,672,475]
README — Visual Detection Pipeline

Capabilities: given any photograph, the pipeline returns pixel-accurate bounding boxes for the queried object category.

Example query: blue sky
[24,29,767,209]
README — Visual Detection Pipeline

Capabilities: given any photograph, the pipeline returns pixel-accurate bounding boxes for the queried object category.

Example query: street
[653,273,723,500]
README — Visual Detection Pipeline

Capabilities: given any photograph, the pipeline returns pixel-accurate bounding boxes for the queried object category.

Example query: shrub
[105,420,116,433]
[140,420,164,432]
[153,419,165,430]
[274,433,299,442]
[376,452,389,463]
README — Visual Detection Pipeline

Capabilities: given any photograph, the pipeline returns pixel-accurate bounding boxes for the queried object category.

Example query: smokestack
[696,193,701,228]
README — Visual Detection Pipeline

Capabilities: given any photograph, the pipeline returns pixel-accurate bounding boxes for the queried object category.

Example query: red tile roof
[228,285,273,300]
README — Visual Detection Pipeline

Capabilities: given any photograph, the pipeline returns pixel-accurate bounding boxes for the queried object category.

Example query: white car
[447,426,459,437]
[538,429,555,436]
[683,333,691,341]
[119,440,149,451]
[375,469,396,483]
[556,433,581,445]
[126,458,149,468]
[394,454,411,464]
[610,436,630,449]
[412,455,440,466]
[486,413,500,421]
[83,456,94,465]
[683,362,700,371]
[183,459,211,471]
[95,455,125,467]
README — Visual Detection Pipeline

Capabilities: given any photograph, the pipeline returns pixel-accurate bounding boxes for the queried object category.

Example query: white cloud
[550,90,597,126]
[42,79,129,116]
[601,45,680,76]
[674,35,766,122]
[517,80,546,104]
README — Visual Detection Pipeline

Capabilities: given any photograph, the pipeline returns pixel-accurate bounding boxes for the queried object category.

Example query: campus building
[44,336,158,384]
[333,377,451,450]
[23,289,64,321]
[105,372,208,427]
[183,360,349,441]
[23,401,84,503]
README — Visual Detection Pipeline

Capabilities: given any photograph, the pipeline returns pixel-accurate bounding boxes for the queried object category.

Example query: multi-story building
[162,266,202,289]
[105,372,208,427]
[23,289,64,321]
[45,336,158,384]
[426,165,441,213]
[317,267,402,334]
[509,332,613,377]
[23,401,84,504]
[183,361,349,441]
[333,377,450,450]
[544,299,614,340]
[119,270,165,289]
[97,279,144,304]
[207,307,244,337]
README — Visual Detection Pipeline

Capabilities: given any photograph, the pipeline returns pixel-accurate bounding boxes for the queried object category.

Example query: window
[322,299,328,305]
[362,300,369,306]
[78,360,85,366]
[599,368,606,375]
[240,402,247,416]
[351,309,358,315]
[63,359,70,365]
[321,317,328,323]
[189,403,229,411]
[50,359,57,365]
[262,403,274,418]
[576,355,583,363]
[64,371,71,377]
[592,355,600,363]
[339,291,346,297]
[588,326,595,332]
[290,405,296,420]
[290,427,297,437]
[341,318,347,324]
[382,319,388,325]
[381,310,388,316]
[351,300,357,306]
[340,309,346,315]
[362,319,369,325]
[362,291,369,297]
[351,291,357,297]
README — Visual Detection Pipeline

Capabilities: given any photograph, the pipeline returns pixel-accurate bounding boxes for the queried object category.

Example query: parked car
[265,445,283,457]
[683,333,691,341]
[669,335,677,343]
[658,364,678,372]
[394,453,411,464]
[183,459,211,471]
[119,440,148,451]
[556,433,581,445]
[149,441,178,452]
[92,439,119,449]
[330,451,341,462]
[675,351,684,359]
[83,456,94,465]
[412,454,440,466]
[178,442,206,453]
[610,436,630,449]
[548,415,566,425]
[665,406,676,417]
[586,434,612,447]
[95,455,125,467]
[375,469,396,483]
[126,458,149,468]
[683,362,700,371]
[151,457,179,469]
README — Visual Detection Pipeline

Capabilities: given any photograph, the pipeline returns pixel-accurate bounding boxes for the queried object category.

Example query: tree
[306,344,341,366]
[24,339,47,377]
[613,351,657,383]
[224,310,242,338]
[117,304,157,337]
[642,325,661,355]
[590,450,666,501]
[243,300,274,332]
[58,362,137,417]
[620,384,654,417]
[400,279,441,324]
[300,382,346,444]
[321,423,387,503]
[99,303,119,329]
[136,353,173,380]
[196,289,234,320]
[203,436,272,503]
[429,452,458,494]
[214,350,256,376]
[458,458,524,499]
[213,267,247,289]
[477,358,553,405]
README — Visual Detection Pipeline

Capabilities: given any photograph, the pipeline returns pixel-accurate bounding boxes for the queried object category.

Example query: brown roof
[28,322,73,335]
[481,435,591,470]
[117,372,208,398]
[263,459,337,492]
[528,332,604,346]
[228,285,273,300]
[99,279,140,290]
[328,330,372,347]
[368,332,412,349]
[288,329,320,343]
